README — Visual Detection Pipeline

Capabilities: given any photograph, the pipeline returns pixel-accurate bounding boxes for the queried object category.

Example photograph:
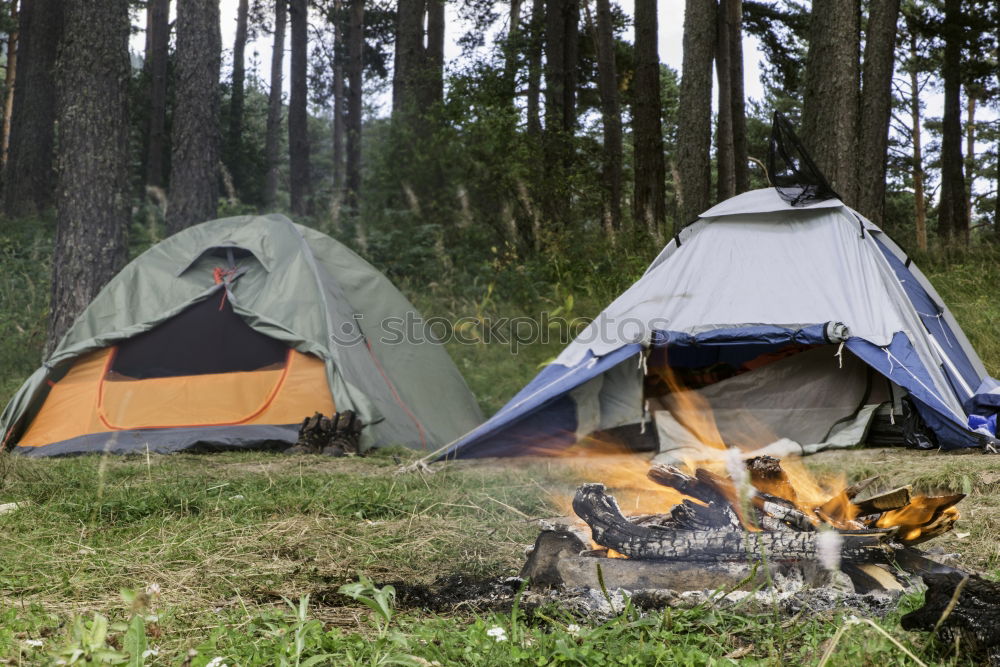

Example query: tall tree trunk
[1,2,17,172]
[345,0,363,208]
[424,0,444,107]
[562,0,578,132]
[332,0,345,191]
[633,0,666,235]
[167,0,221,232]
[937,0,967,244]
[855,0,900,225]
[909,50,926,251]
[3,0,62,217]
[729,0,747,194]
[393,0,424,117]
[49,0,130,351]
[593,0,621,231]
[227,0,250,195]
[503,0,523,104]
[965,92,975,224]
[145,0,170,188]
[544,0,569,132]
[716,0,735,201]
[288,0,311,215]
[801,0,860,204]
[264,0,286,209]
[526,0,543,135]
[676,0,715,225]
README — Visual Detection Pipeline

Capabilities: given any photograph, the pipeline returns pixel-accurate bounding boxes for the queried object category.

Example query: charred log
[746,455,798,503]
[573,484,891,562]
[902,572,1000,665]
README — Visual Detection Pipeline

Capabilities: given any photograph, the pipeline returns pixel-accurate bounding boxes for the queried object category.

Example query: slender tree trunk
[145,0,170,188]
[544,0,567,131]
[345,0,363,208]
[167,0,221,232]
[562,0,578,132]
[593,0,621,231]
[393,0,425,117]
[49,0,130,351]
[909,58,926,251]
[801,0,860,204]
[264,0,286,209]
[1,2,17,172]
[503,0,523,104]
[227,0,249,195]
[526,0,543,135]
[332,0,345,191]
[716,0,735,201]
[3,0,62,217]
[728,0,747,194]
[965,92,975,224]
[855,0,900,225]
[676,0,715,225]
[288,0,311,215]
[425,0,445,107]
[633,0,666,235]
[937,0,967,244]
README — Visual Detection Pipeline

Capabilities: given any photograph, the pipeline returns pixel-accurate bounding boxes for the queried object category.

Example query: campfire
[523,451,968,598]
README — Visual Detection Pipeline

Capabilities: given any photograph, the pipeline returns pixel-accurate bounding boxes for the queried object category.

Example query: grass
[0,448,996,665]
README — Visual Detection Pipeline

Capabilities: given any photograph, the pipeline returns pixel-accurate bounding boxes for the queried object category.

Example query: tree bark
[264,0,286,209]
[503,0,523,105]
[288,0,311,215]
[3,0,62,217]
[544,0,578,133]
[424,0,445,108]
[345,0,363,208]
[167,0,221,232]
[332,0,345,192]
[716,0,735,201]
[855,0,900,225]
[965,92,975,224]
[908,34,926,251]
[729,0,747,195]
[49,0,130,352]
[801,0,860,204]
[227,0,250,195]
[633,0,666,235]
[937,0,967,244]
[393,0,425,117]
[716,0,747,201]
[145,0,170,189]
[676,0,715,225]
[594,0,621,231]
[1,1,17,173]
[525,0,544,135]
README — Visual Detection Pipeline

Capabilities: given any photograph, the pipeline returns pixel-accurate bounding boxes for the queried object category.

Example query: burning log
[746,455,798,503]
[852,485,912,515]
[573,484,892,563]
[901,572,1000,666]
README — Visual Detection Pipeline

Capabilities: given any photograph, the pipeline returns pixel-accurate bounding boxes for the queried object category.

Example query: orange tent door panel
[18,348,335,448]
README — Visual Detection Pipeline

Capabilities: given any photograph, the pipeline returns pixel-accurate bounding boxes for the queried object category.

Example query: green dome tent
[1,215,483,456]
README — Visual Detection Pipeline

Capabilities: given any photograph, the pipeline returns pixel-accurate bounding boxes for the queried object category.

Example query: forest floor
[1,447,997,665]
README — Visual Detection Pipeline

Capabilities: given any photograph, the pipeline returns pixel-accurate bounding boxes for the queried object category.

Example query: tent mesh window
[109,297,289,379]
[767,112,841,207]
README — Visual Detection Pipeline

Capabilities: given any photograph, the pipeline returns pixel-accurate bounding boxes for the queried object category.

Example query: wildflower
[486,626,508,642]
[566,624,581,635]
[145,582,161,596]
[205,657,229,667]
[23,639,43,647]
[816,529,843,572]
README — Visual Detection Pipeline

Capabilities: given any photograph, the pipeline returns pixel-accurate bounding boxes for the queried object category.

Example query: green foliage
[338,575,396,634]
